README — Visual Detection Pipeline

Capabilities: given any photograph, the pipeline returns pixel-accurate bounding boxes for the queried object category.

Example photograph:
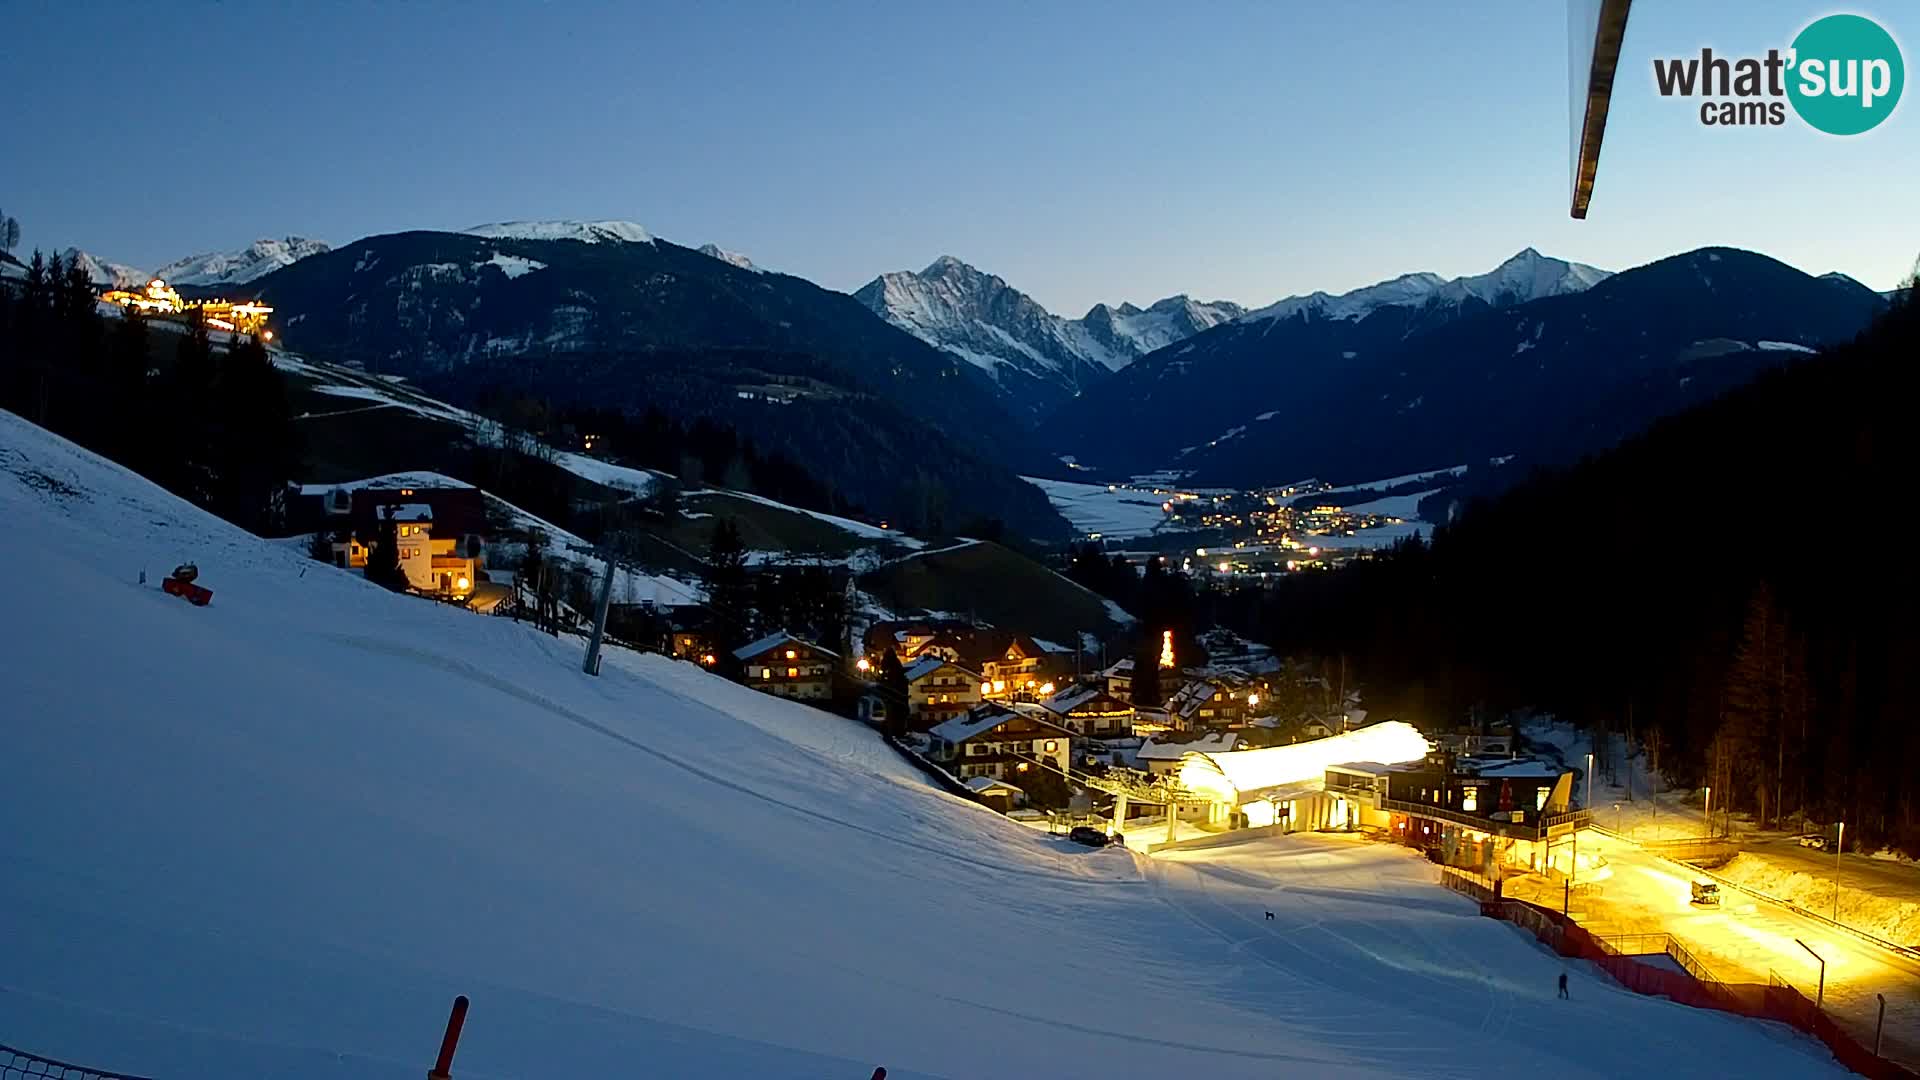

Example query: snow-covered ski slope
[0,410,1844,1078]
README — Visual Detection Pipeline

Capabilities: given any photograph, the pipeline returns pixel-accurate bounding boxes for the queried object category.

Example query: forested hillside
[1226,280,1920,851]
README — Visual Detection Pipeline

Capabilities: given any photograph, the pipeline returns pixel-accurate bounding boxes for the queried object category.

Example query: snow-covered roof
[929,706,1071,745]
[1327,760,1408,777]
[1178,722,1431,805]
[965,776,1023,795]
[380,503,433,522]
[1036,684,1118,716]
[1166,680,1219,718]
[733,631,837,662]
[1138,733,1239,761]
[904,655,977,683]
[1468,759,1567,781]
[1101,658,1135,677]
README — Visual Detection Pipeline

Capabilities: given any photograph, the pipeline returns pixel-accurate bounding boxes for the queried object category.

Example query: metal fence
[1473,900,1916,1079]
[1,1044,151,1080]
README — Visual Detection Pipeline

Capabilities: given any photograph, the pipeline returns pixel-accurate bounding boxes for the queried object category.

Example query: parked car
[1068,826,1111,847]
[1690,880,1721,906]
[1798,833,1829,850]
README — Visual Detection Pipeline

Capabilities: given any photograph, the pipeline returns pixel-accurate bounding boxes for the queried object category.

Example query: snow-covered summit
[153,237,329,286]
[463,220,654,244]
[853,255,1240,413]
[58,248,147,289]
[1245,249,1610,323]
[697,243,760,272]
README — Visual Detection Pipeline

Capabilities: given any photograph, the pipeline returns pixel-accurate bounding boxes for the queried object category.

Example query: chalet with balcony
[1166,679,1250,730]
[1028,683,1134,738]
[1101,657,1134,702]
[735,632,838,702]
[904,656,985,729]
[929,705,1074,782]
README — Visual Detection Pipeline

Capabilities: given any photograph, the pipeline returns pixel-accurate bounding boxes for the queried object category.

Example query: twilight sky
[7,1,1914,312]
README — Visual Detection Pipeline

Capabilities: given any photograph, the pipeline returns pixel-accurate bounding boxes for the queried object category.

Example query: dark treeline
[1224,283,1920,852]
[0,251,300,532]
[700,518,850,669]
[1064,543,1211,702]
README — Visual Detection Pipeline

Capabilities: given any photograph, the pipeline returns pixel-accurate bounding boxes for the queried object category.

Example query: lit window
[1044,741,1057,752]
[787,667,799,678]
[1536,788,1550,811]
[760,667,772,679]
[1462,788,1478,812]
[785,649,797,660]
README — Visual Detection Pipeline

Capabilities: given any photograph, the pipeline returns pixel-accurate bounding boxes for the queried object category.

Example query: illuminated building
[100,278,276,338]
[734,632,838,701]
[903,656,985,729]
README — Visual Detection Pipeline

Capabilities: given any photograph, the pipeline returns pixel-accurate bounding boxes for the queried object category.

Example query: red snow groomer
[161,563,213,606]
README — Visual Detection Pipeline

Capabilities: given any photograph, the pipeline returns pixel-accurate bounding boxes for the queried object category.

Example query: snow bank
[0,410,1846,1079]
[1718,854,1920,947]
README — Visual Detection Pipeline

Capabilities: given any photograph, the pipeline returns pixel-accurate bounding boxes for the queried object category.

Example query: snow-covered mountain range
[853,255,1242,414]
[153,237,330,287]
[1244,248,1611,323]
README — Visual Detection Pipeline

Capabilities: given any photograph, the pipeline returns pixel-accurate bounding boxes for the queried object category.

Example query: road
[1744,836,1920,905]
[1507,829,1920,1069]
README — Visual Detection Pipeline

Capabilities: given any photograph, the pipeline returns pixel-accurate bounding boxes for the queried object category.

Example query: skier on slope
[1558,972,1569,999]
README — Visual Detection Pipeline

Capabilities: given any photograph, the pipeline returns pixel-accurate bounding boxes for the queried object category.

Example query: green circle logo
[1787,14,1904,135]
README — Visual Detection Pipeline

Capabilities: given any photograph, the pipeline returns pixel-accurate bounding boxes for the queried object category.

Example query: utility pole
[582,552,616,676]
[1877,993,1887,1057]
[1834,821,1846,924]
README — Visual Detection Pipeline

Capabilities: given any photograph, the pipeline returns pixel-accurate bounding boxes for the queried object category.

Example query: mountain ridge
[854,255,1242,420]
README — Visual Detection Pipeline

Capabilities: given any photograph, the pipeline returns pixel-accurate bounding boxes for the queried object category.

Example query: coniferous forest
[1225,281,1920,852]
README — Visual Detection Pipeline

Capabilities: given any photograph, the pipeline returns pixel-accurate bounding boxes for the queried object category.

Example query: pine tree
[365,513,405,590]
[878,648,910,736]
[1132,637,1165,709]
[211,334,300,532]
[704,519,753,671]
[105,311,150,465]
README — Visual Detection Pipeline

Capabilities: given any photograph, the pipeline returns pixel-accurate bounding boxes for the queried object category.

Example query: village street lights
[1586,752,1593,809]
[1795,938,1826,1009]
[1703,785,1713,839]
[1835,821,1846,924]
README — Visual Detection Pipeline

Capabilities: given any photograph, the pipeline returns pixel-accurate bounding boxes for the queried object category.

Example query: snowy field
[0,411,1847,1078]
[1022,476,1175,538]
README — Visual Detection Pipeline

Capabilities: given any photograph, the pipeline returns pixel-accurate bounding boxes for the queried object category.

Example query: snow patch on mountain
[697,243,760,272]
[479,252,547,279]
[153,237,330,286]
[1246,249,1610,323]
[464,220,654,244]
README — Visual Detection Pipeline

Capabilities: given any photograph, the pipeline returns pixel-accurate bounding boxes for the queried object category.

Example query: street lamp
[1586,752,1594,809]
[1834,821,1846,924]
[1795,938,1826,1010]
[1704,785,1712,839]
[1614,802,1621,833]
